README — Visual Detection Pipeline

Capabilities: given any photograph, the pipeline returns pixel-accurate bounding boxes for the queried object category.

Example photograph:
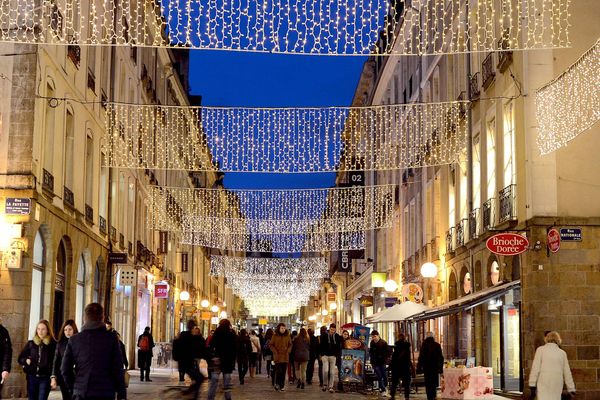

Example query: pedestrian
[257,328,265,374]
[137,326,155,382]
[236,329,251,385]
[306,328,318,385]
[319,323,341,393]
[317,326,327,387]
[249,330,261,378]
[390,333,412,400]
[18,320,56,400]
[61,303,127,400]
[173,320,205,399]
[207,319,237,400]
[263,328,274,383]
[116,332,129,370]
[206,330,215,347]
[269,323,292,392]
[0,319,13,400]
[292,328,310,389]
[342,330,351,343]
[370,330,391,397]
[417,332,444,400]
[288,330,297,384]
[529,331,576,400]
[51,320,79,400]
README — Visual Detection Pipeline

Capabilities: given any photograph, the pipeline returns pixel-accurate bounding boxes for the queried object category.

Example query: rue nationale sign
[486,233,529,256]
[559,228,582,242]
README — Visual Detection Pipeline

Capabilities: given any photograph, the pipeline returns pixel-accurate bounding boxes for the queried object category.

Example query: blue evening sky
[188,50,366,190]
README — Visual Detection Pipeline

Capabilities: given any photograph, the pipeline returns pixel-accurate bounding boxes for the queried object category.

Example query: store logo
[486,233,529,256]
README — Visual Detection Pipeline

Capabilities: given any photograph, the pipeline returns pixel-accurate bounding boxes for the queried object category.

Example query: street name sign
[486,233,529,256]
[559,228,582,242]
[5,198,31,215]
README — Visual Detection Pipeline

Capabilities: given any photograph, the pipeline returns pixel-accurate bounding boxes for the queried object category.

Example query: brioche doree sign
[486,233,529,256]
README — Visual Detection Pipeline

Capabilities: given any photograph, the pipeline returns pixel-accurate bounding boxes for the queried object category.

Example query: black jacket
[173,331,206,366]
[309,334,319,360]
[137,332,155,353]
[209,328,237,374]
[0,325,12,373]
[61,321,126,400]
[318,332,341,357]
[391,340,412,374]
[52,339,69,381]
[18,337,56,377]
[417,337,444,376]
[369,338,390,366]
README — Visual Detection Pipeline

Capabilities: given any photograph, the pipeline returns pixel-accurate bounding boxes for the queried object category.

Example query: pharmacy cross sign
[486,233,529,256]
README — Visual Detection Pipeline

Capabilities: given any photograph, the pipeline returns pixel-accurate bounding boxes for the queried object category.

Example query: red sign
[486,233,529,256]
[154,282,169,299]
[547,228,561,253]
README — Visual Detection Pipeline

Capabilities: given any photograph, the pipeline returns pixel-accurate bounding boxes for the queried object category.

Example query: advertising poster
[340,349,366,383]
[353,325,371,348]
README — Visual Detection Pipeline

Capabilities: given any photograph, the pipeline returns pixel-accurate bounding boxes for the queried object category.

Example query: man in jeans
[207,319,237,400]
[370,330,391,397]
[318,323,341,393]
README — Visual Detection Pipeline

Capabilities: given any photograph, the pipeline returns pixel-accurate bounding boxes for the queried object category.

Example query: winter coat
[309,334,319,360]
[61,321,126,400]
[52,339,69,383]
[391,339,412,375]
[529,343,575,400]
[0,325,12,373]
[173,331,206,369]
[209,328,238,374]
[249,335,261,354]
[137,332,155,368]
[236,335,252,363]
[417,337,444,378]
[369,338,390,367]
[318,332,341,357]
[292,336,310,363]
[137,332,155,353]
[18,336,57,377]
[269,330,292,364]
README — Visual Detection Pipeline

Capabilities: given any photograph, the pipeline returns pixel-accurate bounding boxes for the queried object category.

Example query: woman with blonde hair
[18,320,56,400]
[529,331,576,400]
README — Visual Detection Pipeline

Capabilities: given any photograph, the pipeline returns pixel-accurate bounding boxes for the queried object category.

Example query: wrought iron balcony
[64,187,74,209]
[42,169,54,193]
[482,197,496,231]
[110,226,117,242]
[99,216,107,235]
[469,73,480,100]
[87,72,96,93]
[469,208,480,240]
[499,184,517,223]
[128,241,133,255]
[85,204,94,223]
[446,227,455,253]
[482,53,495,90]
[119,233,125,249]
[67,45,81,67]
[456,219,467,248]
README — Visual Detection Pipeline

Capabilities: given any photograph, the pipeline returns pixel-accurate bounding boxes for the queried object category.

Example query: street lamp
[384,279,398,293]
[201,299,210,308]
[420,262,438,278]
[329,302,337,310]
[179,290,190,301]
[211,305,220,313]
[321,309,329,316]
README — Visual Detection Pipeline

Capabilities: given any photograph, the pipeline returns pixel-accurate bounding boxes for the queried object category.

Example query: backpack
[139,335,150,351]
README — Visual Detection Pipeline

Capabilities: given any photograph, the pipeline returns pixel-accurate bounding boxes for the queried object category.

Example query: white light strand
[105,102,468,172]
[210,255,329,280]
[0,0,569,55]
[536,39,600,154]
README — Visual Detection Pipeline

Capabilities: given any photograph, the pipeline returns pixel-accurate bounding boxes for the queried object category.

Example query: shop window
[29,231,46,338]
[75,255,86,329]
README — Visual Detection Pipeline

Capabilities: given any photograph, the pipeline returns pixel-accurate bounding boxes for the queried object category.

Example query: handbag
[124,371,130,388]
[561,389,572,400]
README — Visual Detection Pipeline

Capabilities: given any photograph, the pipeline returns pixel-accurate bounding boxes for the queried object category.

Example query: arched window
[29,231,45,338]
[75,255,86,328]
[54,240,67,335]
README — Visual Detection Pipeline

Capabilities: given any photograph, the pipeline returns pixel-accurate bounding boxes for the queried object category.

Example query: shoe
[306,381,312,385]
[274,385,280,391]
[146,379,152,382]
[329,388,334,393]
[280,387,286,392]
[297,381,301,389]
[322,386,327,392]
[301,383,305,389]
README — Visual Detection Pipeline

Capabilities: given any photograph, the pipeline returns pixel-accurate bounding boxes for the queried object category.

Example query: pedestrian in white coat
[528,331,576,400]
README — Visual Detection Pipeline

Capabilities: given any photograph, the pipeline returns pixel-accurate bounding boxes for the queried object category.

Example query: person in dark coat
[207,319,237,400]
[18,320,57,400]
[0,321,13,399]
[61,303,127,400]
[318,323,341,392]
[292,328,310,389]
[390,333,412,400]
[305,328,318,385]
[51,320,79,400]
[369,330,391,396]
[137,327,155,382]
[236,329,252,384]
[417,332,444,400]
[173,320,205,399]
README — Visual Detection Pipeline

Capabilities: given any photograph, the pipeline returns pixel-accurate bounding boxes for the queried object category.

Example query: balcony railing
[128,241,133,255]
[446,227,455,253]
[499,184,517,223]
[42,169,54,193]
[99,216,107,234]
[87,72,96,93]
[482,197,496,231]
[64,187,74,209]
[497,28,513,73]
[469,208,480,240]
[456,219,467,247]
[469,72,480,100]
[110,226,117,242]
[119,233,125,249]
[85,204,94,223]
[482,53,495,90]
[67,45,81,67]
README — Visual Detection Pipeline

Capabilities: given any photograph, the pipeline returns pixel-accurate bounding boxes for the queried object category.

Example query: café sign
[486,233,529,256]
[547,228,561,253]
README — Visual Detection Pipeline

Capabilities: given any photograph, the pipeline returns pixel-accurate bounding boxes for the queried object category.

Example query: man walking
[417,332,444,400]
[390,333,412,400]
[369,330,391,397]
[318,323,341,393]
[173,320,206,398]
[0,320,12,399]
[61,303,126,400]
[137,327,155,382]
[306,328,318,385]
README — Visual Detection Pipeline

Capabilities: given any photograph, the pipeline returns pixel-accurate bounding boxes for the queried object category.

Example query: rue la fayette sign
[486,233,529,256]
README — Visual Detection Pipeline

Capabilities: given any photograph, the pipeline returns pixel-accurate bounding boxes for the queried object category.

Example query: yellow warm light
[179,291,190,301]
[201,299,210,308]
[421,262,438,278]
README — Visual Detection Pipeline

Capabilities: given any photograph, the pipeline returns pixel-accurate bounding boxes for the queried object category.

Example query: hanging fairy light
[536,39,600,155]
[105,101,468,173]
[210,256,329,280]
[0,0,569,54]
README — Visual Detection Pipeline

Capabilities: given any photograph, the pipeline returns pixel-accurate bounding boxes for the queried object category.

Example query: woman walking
[529,331,576,400]
[292,328,310,389]
[51,320,78,400]
[263,329,274,384]
[249,330,261,378]
[18,320,57,400]
[269,323,292,391]
[236,329,252,385]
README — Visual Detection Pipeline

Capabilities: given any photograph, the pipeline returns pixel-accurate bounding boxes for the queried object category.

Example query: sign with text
[349,171,365,186]
[158,231,168,254]
[108,252,128,264]
[339,250,351,272]
[327,292,337,303]
[340,349,365,383]
[154,282,170,299]
[559,228,582,242]
[5,198,31,215]
[201,311,212,321]
[384,297,398,308]
[181,252,189,272]
[547,228,561,253]
[486,233,529,256]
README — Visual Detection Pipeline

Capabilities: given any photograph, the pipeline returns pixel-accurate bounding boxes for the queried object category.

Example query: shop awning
[367,301,430,323]
[364,309,386,324]
[407,280,521,322]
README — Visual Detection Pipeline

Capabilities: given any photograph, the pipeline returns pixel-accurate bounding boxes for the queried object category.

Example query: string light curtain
[1,0,569,54]
[105,101,468,172]
[536,39,600,154]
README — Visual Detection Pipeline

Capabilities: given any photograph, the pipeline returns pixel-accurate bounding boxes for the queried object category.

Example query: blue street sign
[5,198,31,215]
[559,228,582,242]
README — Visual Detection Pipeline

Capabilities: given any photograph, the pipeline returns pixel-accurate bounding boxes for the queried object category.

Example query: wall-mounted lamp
[420,262,438,278]
[179,290,190,301]
[201,299,210,308]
